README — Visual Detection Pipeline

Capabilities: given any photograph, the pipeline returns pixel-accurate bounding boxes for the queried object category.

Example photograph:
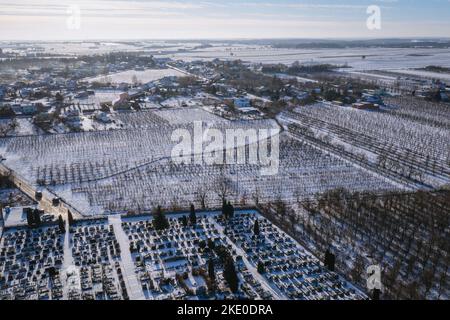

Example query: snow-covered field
[72,89,124,106]
[13,119,42,136]
[5,41,450,72]
[1,41,202,56]
[387,69,450,82]
[74,141,395,214]
[155,108,228,124]
[279,101,450,189]
[160,97,205,109]
[158,46,450,71]
[287,103,449,162]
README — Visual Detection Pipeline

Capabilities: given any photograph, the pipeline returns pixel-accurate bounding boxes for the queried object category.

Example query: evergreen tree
[208,238,215,250]
[58,215,65,233]
[198,240,207,250]
[25,208,41,228]
[222,200,235,220]
[67,210,74,226]
[253,220,260,236]
[223,257,239,293]
[257,261,265,274]
[227,201,234,219]
[153,206,169,230]
[222,199,227,218]
[33,209,41,226]
[25,208,33,227]
[208,259,215,280]
[189,204,196,225]
[324,249,336,271]
[181,215,188,227]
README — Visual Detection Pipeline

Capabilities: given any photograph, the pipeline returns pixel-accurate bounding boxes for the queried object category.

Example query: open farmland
[0,107,398,216]
[160,46,450,71]
[73,135,396,213]
[279,101,450,189]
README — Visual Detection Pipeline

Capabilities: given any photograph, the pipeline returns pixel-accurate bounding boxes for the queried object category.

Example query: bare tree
[131,75,141,87]
[214,174,233,203]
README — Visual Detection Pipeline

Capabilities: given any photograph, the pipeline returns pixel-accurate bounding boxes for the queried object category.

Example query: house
[66,80,78,90]
[0,85,6,100]
[22,104,38,115]
[362,93,384,105]
[295,91,310,100]
[158,76,179,88]
[64,108,80,118]
[11,103,38,115]
[112,92,130,109]
[75,91,90,99]
[234,97,251,108]
[352,102,380,110]
[94,111,112,123]
[239,107,260,115]
[19,88,32,98]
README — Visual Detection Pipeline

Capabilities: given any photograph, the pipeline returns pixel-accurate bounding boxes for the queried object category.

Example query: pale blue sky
[1,0,450,40]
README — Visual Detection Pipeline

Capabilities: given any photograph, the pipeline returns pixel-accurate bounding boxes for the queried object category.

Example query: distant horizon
[2,37,450,43]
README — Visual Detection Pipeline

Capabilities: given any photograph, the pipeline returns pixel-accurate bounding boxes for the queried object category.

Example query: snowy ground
[0,107,399,216]
[71,89,123,107]
[279,102,450,189]
[109,215,146,300]
[0,188,35,207]
[155,107,228,124]
[388,68,450,82]
[14,119,42,136]
[158,46,450,71]
[2,206,34,227]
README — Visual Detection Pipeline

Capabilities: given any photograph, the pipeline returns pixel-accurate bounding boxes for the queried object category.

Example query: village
[1,47,449,139]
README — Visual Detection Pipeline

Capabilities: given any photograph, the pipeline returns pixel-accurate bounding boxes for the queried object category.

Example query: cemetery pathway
[109,215,146,300]
[62,218,75,299]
